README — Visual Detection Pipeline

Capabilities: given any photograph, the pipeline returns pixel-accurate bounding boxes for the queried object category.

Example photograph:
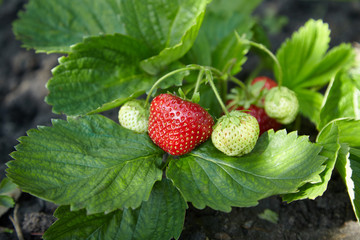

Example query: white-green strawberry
[118,100,149,133]
[211,111,260,157]
[264,86,299,125]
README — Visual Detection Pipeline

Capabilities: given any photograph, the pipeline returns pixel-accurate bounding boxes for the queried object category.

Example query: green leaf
[258,209,279,224]
[7,115,163,214]
[13,0,126,53]
[276,20,354,90]
[212,24,252,75]
[46,34,155,116]
[0,196,15,208]
[120,0,209,74]
[283,122,340,202]
[331,118,360,221]
[0,177,17,195]
[350,68,360,90]
[183,0,258,71]
[319,71,360,130]
[293,88,324,126]
[149,62,189,95]
[43,179,187,240]
[206,0,262,18]
[198,84,223,118]
[297,43,355,88]
[167,130,326,212]
[276,19,330,88]
[140,6,207,74]
[181,32,212,66]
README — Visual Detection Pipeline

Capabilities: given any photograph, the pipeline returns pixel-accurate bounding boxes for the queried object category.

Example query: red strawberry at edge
[251,76,278,90]
[148,93,214,156]
[227,76,281,135]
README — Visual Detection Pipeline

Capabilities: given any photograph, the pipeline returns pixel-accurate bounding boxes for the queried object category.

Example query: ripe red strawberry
[226,76,280,135]
[148,94,214,155]
[251,76,278,90]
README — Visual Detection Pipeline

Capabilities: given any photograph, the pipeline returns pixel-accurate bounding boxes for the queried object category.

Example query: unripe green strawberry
[118,100,149,133]
[211,111,259,157]
[264,87,299,125]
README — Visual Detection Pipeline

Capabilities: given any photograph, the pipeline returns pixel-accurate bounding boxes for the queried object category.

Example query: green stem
[229,75,246,90]
[221,76,228,103]
[248,41,283,87]
[206,69,230,116]
[191,68,204,101]
[144,66,198,108]
[207,66,224,78]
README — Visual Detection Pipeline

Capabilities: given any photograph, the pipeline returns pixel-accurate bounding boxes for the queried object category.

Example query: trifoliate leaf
[276,20,354,89]
[283,121,340,202]
[43,179,186,240]
[331,119,360,221]
[7,115,163,214]
[276,19,355,127]
[140,1,208,74]
[297,43,355,88]
[13,0,127,53]
[276,19,330,88]
[183,0,258,73]
[319,71,360,130]
[46,34,155,116]
[167,130,326,212]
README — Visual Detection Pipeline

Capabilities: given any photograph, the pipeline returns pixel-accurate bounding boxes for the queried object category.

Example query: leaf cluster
[7,0,360,239]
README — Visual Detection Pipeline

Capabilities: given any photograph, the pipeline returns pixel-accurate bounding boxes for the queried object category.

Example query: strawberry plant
[6,0,360,239]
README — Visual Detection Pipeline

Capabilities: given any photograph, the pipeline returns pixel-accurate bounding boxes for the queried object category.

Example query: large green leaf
[296,43,355,88]
[167,130,326,212]
[319,71,360,130]
[46,34,155,116]
[283,122,340,202]
[331,119,360,221]
[276,19,330,88]
[13,0,210,58]
[13,0,126,53]
[139,1,208,74]
[7,115,163,214]
[43,179,186,240]
[276,19,354,89]
[275,19,355,126]
[183,0,258,71]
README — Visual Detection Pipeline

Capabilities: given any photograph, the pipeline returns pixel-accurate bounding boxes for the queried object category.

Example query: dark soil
[1,0,360,239]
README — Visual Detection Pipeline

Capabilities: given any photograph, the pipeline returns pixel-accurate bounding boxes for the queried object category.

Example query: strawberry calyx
[227,76,277,110]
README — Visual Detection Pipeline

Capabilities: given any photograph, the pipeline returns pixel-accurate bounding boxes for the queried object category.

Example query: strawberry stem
[248,41,283,86]
[229,75,247,90]
[144,66,198,108]
[235,32,283,87]
[205,69,230,116]
[191,68,205,102]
